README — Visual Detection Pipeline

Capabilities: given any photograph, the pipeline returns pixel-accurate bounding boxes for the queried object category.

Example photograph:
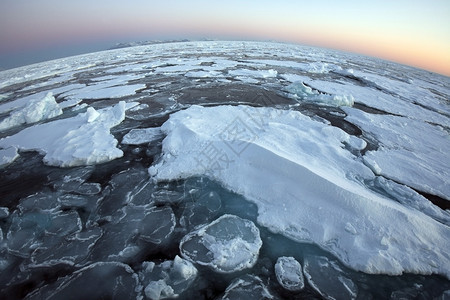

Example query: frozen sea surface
[0,41,449,299]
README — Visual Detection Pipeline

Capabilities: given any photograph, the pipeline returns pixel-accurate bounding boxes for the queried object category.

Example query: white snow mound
[151,105,450,279]
[0,102,127,167]
[0,92,62,131]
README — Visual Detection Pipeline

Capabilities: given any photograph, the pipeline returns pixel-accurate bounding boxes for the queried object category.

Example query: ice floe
[303,255,358,300]
[185,70,222,78]
[179,190,222,229]
[343,107,450,200]
[179,214,262,273]
[228,68,277,79]
[0,207,9,219]
[0,92,62,131]
[7,210,82,258]
[0,146,18,167]
[26,262,141,299]
[274,256,304,292]
[29,227,102,268]
[140,256,198,300]
[151,105,450,278]
[0,102,128,167]
[286,81,354,106]
[122,127,163,145]
[220,275,274,299]
[61,83,146,102]
[296,74,449,127]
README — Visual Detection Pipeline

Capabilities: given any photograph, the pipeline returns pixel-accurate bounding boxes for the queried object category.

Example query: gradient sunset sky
[0,0,449,75]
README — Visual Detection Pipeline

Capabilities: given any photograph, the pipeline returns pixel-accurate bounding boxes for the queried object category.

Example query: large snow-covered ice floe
[0,101,130,167]
[0,92,62,131]
[179,214,262,273]
[150,105,450,279]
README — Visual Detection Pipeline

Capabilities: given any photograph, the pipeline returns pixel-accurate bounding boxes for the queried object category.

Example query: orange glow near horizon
[0,1,449,76]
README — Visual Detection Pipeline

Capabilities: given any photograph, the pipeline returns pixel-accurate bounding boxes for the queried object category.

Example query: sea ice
[122,127,163,145]
[18,192,60,212]
[50,166,102,195]
[0,93,9,101]
[29,227,102,268]
[228,68,277,79]
[343,107,450,200]
[185,70,222,78]
[390,283,430,300]
[6,210,82,258]
[243,58,308,69]
[179,214,262,273]
[139,206,176,244]
[286,81,354,106]
[220,275,274,299]
[60,80,146,102]
[44,211,83,236]
[57,194,89,209]
[306,62,340,74]
[303,255,358,300]
[0,207,9,219]
[303,74,448,127]
[26,262,141,300]
[94,167,150,219]
[371,177,450,225]
[348,68,448,115]
[151,189,184,205]
[234,76,259,84]
[0,91,50,113]
[0,146,18,167]
[140,256,198,300]
[179,190,222,229]
[274,256,304,292]
[151,105,450,279]
[0,92,62,131]
[89,204,175,262]
[0,102,128,167]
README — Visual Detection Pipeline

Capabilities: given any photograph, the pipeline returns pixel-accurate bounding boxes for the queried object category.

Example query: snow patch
[61,82,146,102]
[0,92,62,131]
[185,70,222,78]
[0,102,128,167]
[228,68,277,79]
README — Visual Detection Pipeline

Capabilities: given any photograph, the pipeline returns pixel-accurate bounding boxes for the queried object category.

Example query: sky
[0,0,449,76]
